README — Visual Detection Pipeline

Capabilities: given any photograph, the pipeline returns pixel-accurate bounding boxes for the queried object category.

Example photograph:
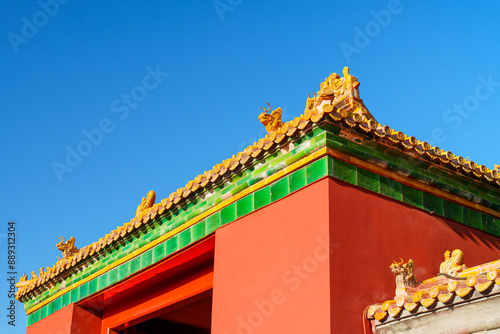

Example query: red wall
[212,179,332,333]
[328,177,500,333]
[212,177,500,334]
[26,304,101,334]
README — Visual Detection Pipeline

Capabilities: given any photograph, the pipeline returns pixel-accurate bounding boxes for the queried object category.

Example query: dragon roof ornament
[135,190,156,220]
[16,236,78,296]
[56,236,78,259]
[391,258,418,297]
[259,67,376,135]
[259,103,284,134]
[367,249,500,323]
[313,66,377,123]
[439,249,467,277]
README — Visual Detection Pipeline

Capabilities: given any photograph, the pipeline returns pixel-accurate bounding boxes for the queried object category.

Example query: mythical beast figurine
[390,258,418,288]
[135,190,156,219]
[258,103,283,134]
[56,236,78,258]
[439,249,466,276]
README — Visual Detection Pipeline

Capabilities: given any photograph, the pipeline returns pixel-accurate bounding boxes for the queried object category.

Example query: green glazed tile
[269,153,288,168]
[160,216,171,225]
[331,158,357,185]
[357,168,380,193]
[423,192,444,216]
[192,220,207,240]
[232,172,245,184]
[33,310,40,323]
[270,177,289,202]
[221,203,236,225]
[253,163,271,178]
[463,208,483,230]
[306,157,328,184]
[27,313,34,326]
[248,173,264,186]
[237,195,254,218]
[62,292,70,308]
[402,184,423,209]
[118,262,130,281]
[482,214,500,236]
[265,164,283,177]
[349,141,374,155]
[53,296,62,312]
[431,180,452,194]
[178,229,192,249]
[70,287,79,303]
[47,301,54,315]
[98,273,108,290]
[304,141,323,155]
[166,235,178,255]
[379,176,402,201]
[490,202,500,213]
[289,167,307,193]
[285,150,306,166]
[325,139,343,150]
[186,210,201,222]
[39,305,47,319]
[141,249,153,268]
[136,237,149,248]
[130,256,141,273]
[108,267,119,285]
[230,182,249,196]
[206,212,221,233]
[153,242,166,263]
[80,282,89,299]
[254,186,271,210]
[443,200,463,223]
[88,277,98,295]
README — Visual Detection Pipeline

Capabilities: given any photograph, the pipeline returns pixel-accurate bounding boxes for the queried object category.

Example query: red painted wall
[212,177,500,334]
[327,177,500,333]
[212,179,332,333]
[50,181,332,334]
[26,304,101,334]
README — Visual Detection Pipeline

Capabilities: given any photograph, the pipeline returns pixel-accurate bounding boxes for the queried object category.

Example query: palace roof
[17,68,500,324]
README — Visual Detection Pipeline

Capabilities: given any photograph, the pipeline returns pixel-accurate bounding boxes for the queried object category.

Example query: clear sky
[2,1,500,332]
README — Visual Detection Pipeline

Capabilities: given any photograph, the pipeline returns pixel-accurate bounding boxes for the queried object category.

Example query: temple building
[17,68,500,334]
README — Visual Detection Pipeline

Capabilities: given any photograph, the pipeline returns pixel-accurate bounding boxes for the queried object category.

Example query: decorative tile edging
[327,156,500,235]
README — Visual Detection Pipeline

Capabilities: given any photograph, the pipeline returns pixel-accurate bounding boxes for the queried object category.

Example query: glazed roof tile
[16,68,500,301]
[366,258,500,324]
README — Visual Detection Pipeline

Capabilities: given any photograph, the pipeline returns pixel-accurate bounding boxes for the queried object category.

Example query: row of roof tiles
[367,260,500,323]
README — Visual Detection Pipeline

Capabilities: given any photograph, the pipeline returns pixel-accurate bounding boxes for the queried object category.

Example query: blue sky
[2,1,500,332]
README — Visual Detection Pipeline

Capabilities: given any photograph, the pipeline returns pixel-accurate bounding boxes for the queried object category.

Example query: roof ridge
[367,251,500,323]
